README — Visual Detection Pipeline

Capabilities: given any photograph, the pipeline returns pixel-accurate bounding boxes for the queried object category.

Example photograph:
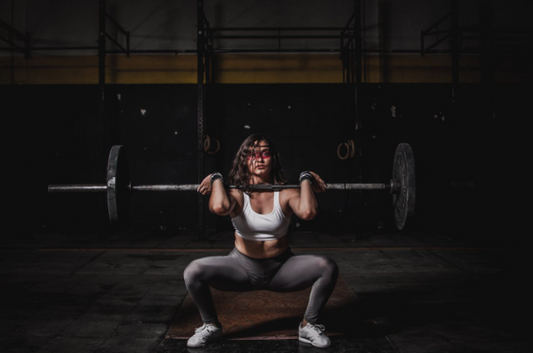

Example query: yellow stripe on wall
[1,53,529,84]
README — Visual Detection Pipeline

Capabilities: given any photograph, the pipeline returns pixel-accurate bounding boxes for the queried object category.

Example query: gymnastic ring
[348,139,355,158]
[337,142,350,160]
[206,137,220,155]
[203,135,211,152]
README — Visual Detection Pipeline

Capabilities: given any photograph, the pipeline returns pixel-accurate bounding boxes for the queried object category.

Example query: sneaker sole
[187,334,223,348]
[299,336,330,349]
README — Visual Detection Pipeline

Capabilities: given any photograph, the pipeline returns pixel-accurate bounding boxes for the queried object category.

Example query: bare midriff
[234,233,289,259]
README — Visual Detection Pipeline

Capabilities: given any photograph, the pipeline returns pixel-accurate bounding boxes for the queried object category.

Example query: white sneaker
[187,322,223,348]
[298,322,331,348]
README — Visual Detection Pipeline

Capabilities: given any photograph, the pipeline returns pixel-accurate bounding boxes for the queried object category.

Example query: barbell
[48,143,416,230]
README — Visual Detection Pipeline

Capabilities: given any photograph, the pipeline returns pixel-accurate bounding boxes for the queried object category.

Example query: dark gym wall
[6,81,516,239]
[7,84,199,233]
[3,0,526,238]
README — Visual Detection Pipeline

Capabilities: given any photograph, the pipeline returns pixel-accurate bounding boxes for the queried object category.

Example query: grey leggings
[183,247,338,325]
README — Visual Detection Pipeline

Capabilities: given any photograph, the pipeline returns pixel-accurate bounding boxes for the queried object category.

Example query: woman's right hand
[197,174,213,195]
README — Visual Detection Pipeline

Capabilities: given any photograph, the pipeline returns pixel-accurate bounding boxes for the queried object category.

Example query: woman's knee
[183,259,205,285]
[315,256,339,278]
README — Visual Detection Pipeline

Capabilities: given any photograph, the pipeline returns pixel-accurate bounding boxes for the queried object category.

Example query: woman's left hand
[309,171,326,193]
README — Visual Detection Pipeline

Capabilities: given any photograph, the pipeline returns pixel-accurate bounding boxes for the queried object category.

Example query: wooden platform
[166,276,358,340]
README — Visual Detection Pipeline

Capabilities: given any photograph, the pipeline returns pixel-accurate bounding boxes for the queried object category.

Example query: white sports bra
[231,191,291,241]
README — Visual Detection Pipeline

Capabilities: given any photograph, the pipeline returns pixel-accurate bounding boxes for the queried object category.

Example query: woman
[184,134,338,349]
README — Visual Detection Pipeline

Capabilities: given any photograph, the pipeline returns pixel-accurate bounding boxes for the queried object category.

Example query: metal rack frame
[6,0,529,237]
[193,0,365,239]
[420,0,532,85]
[1,0,365,238]
[0,19,31,59]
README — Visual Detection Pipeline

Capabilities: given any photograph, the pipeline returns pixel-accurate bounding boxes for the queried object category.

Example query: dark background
[3,0,528,242]
[6,82,518,240]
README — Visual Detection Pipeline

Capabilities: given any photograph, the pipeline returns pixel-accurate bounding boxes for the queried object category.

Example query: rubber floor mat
[167,275,358,340]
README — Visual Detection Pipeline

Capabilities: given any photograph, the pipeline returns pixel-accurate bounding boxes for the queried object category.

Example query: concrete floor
[1,229,530,353]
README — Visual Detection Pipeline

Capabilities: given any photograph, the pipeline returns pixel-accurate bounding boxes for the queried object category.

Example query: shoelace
[195,324,218,339]
[307,323,326,335]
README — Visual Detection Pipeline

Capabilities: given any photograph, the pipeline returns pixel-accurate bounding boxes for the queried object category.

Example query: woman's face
[247,140,273,181]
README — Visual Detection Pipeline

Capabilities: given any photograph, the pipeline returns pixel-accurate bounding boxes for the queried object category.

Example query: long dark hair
[228,134,287,193]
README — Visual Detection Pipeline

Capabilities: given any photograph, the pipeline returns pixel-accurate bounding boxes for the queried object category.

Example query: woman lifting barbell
[184,133,339,348]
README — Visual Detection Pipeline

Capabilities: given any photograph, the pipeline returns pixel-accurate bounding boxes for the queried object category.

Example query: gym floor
[1,229,530,353]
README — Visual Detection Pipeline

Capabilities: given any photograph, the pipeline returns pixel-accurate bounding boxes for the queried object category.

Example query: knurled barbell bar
[48,143,416,230]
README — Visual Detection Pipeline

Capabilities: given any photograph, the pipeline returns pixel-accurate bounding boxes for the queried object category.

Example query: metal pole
[353,0,363,236]
[197,0,205,240]
[480,0,494,85]
[450,0,459,85]
[98,0,107,175]
[354,0,362,85]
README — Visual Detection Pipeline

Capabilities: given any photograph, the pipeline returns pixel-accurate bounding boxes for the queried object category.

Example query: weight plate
[392,143,416,230]
[106,145,130,225]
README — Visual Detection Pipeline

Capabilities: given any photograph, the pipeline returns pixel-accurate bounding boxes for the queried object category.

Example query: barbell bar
[48,143,416,230]
[48,183,395,193]
[47,182,395,192]
[115,183,393,191]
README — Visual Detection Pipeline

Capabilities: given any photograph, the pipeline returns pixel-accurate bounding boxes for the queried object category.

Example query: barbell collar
[390,180,401,194]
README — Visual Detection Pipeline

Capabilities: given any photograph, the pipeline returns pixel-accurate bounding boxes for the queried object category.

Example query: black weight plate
[106,145,130,225]
[392,143,416,230]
